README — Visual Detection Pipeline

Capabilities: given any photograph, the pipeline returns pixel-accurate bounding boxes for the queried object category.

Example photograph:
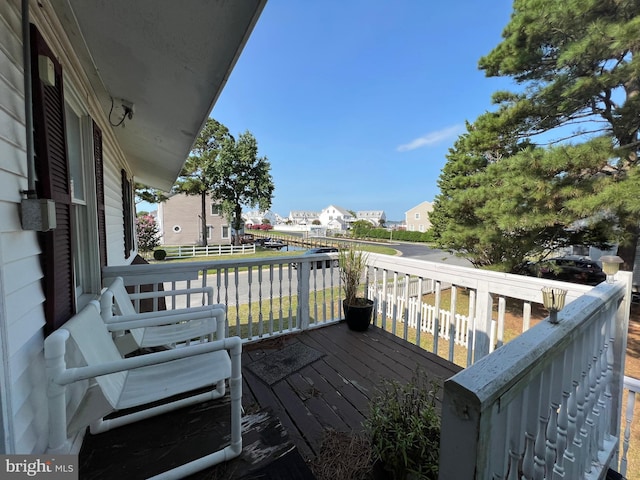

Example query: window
[65,90,100,309]
[211,203,222,216]
[419,224,425,232]
[222,226,230,239]
[415,213,420,219]
[207,226,213,239]
[173,225,182,233]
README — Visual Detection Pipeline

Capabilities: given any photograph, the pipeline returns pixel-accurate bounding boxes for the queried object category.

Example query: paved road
[382,241,473,267]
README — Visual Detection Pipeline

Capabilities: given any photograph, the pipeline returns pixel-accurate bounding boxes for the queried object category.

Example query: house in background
[356,210,386,226]
[0,0,264,456]
[319,205,353,231]
[288,210,320,225]
[405,201,434,232]
[243,209,277,227]
[157,193,231,245]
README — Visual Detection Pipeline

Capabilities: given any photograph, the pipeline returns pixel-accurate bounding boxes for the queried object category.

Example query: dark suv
[521,256,606,286]
[293,247,339,269]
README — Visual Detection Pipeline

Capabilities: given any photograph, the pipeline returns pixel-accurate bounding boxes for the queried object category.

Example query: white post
[297,261,311,330]
[611,271,632,465]
[474,281,493,362]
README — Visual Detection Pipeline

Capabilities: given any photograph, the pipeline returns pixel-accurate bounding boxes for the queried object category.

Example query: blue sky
[179,1,518,221]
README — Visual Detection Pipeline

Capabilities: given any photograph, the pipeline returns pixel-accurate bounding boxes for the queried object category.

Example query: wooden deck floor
[79,323,462,479]
[241,322,462,461]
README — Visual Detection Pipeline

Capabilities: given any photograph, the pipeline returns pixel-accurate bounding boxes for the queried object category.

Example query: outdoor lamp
[541,287,567,324]
[600,255,624,283]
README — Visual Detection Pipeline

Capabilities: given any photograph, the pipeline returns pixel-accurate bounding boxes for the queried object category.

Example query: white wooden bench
[45,300,242,480]
[101,276,227,355]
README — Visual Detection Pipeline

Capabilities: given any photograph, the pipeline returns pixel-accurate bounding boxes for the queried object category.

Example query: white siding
[103,148,128,266]
[0,0,133,455]
[0,0,48,454]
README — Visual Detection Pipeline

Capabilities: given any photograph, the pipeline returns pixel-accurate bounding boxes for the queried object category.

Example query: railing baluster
[278,264,283,334]
[287,264,293,331]
[433,281,441,355]
[506,395,525,480]
[258,266,263,337]
[620,383,637,477]
[497,296,506,349]
[467,289,476,367]
[523,301,531,332]
[311,266,318,325]
[415,277,423,348]
[449,286,457,362]
[391,271,398,336]
[403,273,410,341]
[246,266,253,340]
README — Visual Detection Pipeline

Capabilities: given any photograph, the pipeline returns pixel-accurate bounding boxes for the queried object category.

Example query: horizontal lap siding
[0,0,48,454]
[103,142,128,267]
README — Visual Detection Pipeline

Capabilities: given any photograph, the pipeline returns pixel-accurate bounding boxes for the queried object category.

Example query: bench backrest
[63,301,126,406]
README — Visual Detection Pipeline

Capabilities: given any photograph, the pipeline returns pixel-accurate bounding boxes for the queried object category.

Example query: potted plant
[339,245,374,331]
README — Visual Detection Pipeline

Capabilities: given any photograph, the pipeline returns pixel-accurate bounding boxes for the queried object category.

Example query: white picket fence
[380,293,473,347]
[157,244,256,259]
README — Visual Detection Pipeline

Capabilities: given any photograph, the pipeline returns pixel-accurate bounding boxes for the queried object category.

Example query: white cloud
[396,124,464,152]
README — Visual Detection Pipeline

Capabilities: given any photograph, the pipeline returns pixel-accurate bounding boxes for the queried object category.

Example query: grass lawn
[151,242,398,266]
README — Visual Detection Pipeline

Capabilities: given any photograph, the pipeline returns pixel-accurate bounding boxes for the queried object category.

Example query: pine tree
[435,0,640,270]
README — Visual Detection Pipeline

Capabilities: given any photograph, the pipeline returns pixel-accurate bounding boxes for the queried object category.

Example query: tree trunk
[200,191,208,247]
[617,221,639,273]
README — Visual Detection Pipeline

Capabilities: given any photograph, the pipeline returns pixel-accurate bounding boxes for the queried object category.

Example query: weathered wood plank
[80,322,462,477]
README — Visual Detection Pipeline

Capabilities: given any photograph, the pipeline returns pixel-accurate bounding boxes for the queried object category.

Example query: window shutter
[121,170,134,259]
[30,24,74,332]
[93,121,107,269]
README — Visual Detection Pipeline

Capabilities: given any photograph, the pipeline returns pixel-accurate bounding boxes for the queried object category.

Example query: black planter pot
[343,298,374,331]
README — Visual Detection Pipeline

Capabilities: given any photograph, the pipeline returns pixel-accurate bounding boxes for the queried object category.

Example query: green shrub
[365,369,441,479]
[153,249,167,261]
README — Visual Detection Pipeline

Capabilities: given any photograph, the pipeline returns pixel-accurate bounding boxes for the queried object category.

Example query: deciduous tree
[173,118,232,246]
[205,132,274,245]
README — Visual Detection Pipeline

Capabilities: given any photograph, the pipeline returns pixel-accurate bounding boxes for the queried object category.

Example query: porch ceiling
[52,0,266,191]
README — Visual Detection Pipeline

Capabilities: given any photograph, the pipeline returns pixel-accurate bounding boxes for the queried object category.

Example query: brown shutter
[121,169,134,259]
[30,24,75,332]
[94,121,107,269]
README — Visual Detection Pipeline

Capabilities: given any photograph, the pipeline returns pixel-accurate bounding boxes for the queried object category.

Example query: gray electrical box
[21,198,56,231]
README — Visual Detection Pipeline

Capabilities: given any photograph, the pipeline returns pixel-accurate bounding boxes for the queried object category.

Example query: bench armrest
[52,335,242,385]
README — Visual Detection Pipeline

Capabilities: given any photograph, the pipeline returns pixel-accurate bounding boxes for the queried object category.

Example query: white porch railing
[102,253,635,478]
[621,375,640,478]
[365,253,592,365]
[439,274,632,479]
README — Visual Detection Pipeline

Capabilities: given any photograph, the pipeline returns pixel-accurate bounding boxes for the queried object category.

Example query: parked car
[238,233,255,244]
[519,256,606,286]
[292,247,339,269]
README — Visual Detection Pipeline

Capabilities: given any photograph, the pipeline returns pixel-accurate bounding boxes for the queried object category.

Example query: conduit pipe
[22,0,36,199]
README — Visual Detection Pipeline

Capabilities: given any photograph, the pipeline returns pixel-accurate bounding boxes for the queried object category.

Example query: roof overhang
[52,0,266,191]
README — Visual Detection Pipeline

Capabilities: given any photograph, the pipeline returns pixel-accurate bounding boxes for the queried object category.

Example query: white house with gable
[243,209,276,227]
[319,205,354,231]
